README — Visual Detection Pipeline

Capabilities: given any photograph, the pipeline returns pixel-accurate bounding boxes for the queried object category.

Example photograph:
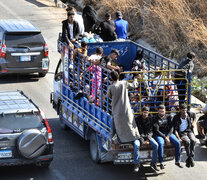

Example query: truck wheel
[59,104,69,130]
[90,132,101,163]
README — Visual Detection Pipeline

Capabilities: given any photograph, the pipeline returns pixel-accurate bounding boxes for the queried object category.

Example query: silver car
[0,91,53,167]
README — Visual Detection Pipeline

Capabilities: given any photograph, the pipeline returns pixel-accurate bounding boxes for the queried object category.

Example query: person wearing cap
[100,49,120,71]
[135,107,159,171]
[153,105,182,169]
[97,13,117,41]
[172,104,196,168]
[62,11,80,48]
[196,104,207,139]
[107,70,141,172]
[114,11,128,39]
[174,52,196,105]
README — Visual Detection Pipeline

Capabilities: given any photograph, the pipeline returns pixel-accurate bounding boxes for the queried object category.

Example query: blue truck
[51,40,190,164]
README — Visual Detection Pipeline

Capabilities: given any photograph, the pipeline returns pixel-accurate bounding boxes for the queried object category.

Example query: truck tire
[18,129,47,159]
[90,132,101,163]
[59,104,69,130]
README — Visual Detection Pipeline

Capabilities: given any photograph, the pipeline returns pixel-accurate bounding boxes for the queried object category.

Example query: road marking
[0,2,21,19]
[52,169,67,180]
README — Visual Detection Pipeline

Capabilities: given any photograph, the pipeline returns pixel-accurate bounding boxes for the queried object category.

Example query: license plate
[117,152,132,159]
[140,151,150,158]
[20,55,31,62]
[42,58,49,70]
[0,150,12,158]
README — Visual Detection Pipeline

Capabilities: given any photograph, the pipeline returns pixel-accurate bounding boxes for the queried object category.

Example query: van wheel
[59,104,69,130]
[39,72,47,77]
[90,132,101,163]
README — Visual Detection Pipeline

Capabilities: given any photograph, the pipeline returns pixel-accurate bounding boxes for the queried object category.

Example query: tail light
[0,44,6,58]
[44,43,48,57]
[40,110,53,142]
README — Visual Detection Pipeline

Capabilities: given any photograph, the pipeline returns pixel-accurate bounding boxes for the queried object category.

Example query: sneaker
[185,157,191,168]
[175,162,183,168]
[196,134,205,139]
[160,163,165,169]
[134,164,140,173]
[190,157,195,167]
[150,163,159,171]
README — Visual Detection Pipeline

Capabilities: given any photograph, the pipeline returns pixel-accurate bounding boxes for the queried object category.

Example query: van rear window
[0,113,43,131]
[5,32,44,47]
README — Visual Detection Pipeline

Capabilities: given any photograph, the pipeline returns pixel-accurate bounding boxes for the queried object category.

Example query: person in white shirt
[172,104,196,168]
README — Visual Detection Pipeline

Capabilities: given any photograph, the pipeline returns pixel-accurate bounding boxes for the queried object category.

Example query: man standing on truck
[114,11,128,39]
[107,71,141,172]
[172,104,196,168]
[153,105,183,169]
[136,106,159,171]
[174,52,196,105]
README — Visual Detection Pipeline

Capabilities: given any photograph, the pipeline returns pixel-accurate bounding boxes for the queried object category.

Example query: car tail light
[44,43,48,57]
[0,44,6,58]
[40,110,53,142]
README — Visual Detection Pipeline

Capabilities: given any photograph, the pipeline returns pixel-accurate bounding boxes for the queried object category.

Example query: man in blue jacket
[114,11,128,39]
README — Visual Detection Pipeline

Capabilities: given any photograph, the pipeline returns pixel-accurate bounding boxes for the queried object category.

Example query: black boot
[186,157,191,168]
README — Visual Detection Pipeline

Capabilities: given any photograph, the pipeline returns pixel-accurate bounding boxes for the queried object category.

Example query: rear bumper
[0,67,48,74]
[0,154,53,167]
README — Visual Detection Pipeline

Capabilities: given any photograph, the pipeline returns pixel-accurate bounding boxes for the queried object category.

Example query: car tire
[39,72,47,77]
[90,132,101,163]
[18,129,47,159]
[59,104,69,130]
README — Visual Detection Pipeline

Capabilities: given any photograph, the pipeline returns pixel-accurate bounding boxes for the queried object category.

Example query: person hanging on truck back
[107,70,141,173]
[174,52,196,105]
[153,104,183,169]
[62,11,80,49]
[135,106,159,171]
[114,11,128,40]
[172,104,196,168]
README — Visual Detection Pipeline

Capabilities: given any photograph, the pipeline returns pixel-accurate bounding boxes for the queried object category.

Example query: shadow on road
[25,0,53,7]
[194,144,207,161]
[0,74,40,84]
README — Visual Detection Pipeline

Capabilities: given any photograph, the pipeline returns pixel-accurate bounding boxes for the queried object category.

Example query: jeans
[154,134,181,163]
[150,138,159,164]
[134,140,140,165]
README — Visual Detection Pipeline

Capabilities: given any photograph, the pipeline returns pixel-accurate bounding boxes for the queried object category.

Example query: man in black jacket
[153,105,182,169]
[172,104,196,168]
[98,13,117,42]
[174,52,196,105]
[136,107,159,171]
[62,11,80,48]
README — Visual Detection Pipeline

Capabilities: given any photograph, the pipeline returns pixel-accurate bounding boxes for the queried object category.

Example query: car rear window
[0,113,43,131]
[5,32,45,47]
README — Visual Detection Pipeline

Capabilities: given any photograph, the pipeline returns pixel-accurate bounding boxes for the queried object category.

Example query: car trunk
[5,32,45,68]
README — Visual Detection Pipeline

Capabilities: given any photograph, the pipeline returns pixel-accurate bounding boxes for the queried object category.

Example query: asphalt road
[0,0,207,180]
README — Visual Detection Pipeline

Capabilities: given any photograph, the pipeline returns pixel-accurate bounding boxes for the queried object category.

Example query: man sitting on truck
[173,104,196,168]
[136,106,159,171]
[196,104,207,139]
[153,105,183,169]
[107,70,141,172]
